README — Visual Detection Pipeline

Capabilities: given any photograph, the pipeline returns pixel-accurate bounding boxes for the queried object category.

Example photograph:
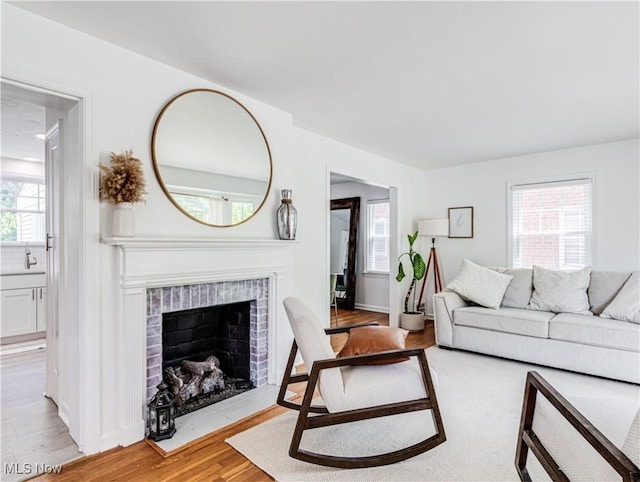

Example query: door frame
[327,171,399,324]
[2,74,101,454]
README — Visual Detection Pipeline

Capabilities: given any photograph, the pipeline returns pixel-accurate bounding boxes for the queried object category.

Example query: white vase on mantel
[113,202,135,237]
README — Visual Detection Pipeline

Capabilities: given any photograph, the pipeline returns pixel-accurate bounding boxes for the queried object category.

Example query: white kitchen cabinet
[1,287,38,337]
[0,274,47,339]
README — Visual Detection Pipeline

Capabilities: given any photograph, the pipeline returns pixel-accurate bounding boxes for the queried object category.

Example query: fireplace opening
[162,301,254,417]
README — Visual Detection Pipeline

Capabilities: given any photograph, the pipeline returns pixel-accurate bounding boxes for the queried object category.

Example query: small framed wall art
[448,206,474,238]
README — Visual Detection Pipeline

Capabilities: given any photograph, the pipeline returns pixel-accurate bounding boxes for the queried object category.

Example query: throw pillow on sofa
[446,259,513,309]
[492,267,533,309]
[529,265,592,315]
[601,272,640,324]
[588,271,633,315]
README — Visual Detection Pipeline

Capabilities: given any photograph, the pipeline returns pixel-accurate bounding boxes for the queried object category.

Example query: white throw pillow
[446,259,513,309]
[529,265,592,315]
[601,272,640,324]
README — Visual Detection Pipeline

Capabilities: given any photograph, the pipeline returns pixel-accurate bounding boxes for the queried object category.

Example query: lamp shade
[418,218,449,237]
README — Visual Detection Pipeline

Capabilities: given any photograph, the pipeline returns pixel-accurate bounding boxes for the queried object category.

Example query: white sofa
[433,268,640,384]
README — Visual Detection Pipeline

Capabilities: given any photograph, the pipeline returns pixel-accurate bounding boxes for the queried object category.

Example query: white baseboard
[354,303,389,314]
[119,421,146,447]
[100,430,119,451]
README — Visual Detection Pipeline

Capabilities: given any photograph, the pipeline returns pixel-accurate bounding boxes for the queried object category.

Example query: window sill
[362,271,389,277]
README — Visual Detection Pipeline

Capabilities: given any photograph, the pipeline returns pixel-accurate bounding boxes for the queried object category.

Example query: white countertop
[0,272,46,290]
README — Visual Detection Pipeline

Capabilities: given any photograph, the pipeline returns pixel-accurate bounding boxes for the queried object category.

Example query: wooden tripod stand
[417,237,443,311]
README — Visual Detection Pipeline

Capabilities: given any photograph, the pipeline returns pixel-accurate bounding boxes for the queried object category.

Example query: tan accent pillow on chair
[338,326,410,365]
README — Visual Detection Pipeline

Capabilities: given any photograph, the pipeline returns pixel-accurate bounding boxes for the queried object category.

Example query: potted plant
[99,150,146,237]
[396,230,426,331]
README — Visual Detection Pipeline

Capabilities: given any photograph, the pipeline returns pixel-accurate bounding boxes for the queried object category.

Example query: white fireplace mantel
[102,236,299,250]
[104,236,296,448]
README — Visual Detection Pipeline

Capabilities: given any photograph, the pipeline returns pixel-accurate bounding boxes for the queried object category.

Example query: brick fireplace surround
[145,278,270,402]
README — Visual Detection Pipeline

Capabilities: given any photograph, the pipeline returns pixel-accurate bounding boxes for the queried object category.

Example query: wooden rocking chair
[516,371,640,481]
[277,297,446,468]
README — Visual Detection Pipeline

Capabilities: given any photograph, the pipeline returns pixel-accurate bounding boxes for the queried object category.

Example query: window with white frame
[169,185,258,226]
[510,178,592,269]
[366,200,390,272]
[0,180,46,242]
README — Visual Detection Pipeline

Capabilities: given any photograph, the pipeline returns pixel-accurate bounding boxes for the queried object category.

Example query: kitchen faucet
[25,243,38,270]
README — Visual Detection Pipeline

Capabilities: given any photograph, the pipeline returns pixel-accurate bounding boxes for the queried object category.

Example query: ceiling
[1,85,46,162]
[1,82,78,164]
[11,1,639,171]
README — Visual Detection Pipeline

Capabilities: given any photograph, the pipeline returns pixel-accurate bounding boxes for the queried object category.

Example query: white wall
[2,3,294,454]
[292,129,428,326]
[2,4,429,453]
[331,181,391,312]
[422,140,640,305]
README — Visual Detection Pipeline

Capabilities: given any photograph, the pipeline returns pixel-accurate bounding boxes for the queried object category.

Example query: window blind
[511,178,592,269]
[366,200,390,272]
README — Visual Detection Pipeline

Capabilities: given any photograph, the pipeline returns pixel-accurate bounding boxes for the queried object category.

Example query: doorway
[0,80,83,478]
[329,172,392,324]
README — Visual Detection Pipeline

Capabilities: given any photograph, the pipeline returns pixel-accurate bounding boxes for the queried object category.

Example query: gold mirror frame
[151,89,273,227]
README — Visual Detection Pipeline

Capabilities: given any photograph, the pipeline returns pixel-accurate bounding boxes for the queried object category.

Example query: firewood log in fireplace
[201,366,225,393]
[182,355,220,375]
[164,355,225,406]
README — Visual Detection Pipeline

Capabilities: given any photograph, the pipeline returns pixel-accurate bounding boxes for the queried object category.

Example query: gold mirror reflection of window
[151,89,272,227]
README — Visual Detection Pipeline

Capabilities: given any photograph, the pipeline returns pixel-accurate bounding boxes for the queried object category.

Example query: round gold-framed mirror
[151,89,272,227]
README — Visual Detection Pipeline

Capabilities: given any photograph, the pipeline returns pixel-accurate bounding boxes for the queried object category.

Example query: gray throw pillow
[588,271,632,315]
[493,268,533,309]
[529,265,592,315]
[601,272,640,324]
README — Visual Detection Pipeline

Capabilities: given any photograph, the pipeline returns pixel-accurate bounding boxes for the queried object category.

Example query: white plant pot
[113,203,135,237]
[400,312,425,332]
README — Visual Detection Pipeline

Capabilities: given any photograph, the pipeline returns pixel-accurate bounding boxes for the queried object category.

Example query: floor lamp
[416,219,448,312]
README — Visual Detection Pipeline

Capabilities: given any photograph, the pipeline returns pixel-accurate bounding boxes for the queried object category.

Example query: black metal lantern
[148,381,176,441]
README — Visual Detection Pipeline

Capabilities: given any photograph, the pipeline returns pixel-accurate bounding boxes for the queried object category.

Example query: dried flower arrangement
[99,150,146,204]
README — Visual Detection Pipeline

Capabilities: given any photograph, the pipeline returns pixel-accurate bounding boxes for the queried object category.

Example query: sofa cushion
[588,271,633,315]
[601,272,640,324]
[493,268,533,309]
[453,306,552,338]
[549,313,640,352]
[446,259,513,309]
[529,265,592,315]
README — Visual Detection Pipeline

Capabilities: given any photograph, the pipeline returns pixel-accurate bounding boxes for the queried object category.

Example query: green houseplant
[396,230,426,330]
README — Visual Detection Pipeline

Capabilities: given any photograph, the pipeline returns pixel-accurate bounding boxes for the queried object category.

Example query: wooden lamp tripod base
[417,237,443,311]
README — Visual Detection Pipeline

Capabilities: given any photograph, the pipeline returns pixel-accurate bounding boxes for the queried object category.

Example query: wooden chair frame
[516,371,639,482]
[277,322,446,468]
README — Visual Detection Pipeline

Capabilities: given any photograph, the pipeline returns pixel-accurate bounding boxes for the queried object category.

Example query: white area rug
[226,347,640,481]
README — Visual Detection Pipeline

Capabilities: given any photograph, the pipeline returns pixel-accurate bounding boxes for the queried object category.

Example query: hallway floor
[1,347,82,481]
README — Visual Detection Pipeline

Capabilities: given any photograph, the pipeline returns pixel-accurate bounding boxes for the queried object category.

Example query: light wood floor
[1,347,82,481]
[33,308,435,481]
